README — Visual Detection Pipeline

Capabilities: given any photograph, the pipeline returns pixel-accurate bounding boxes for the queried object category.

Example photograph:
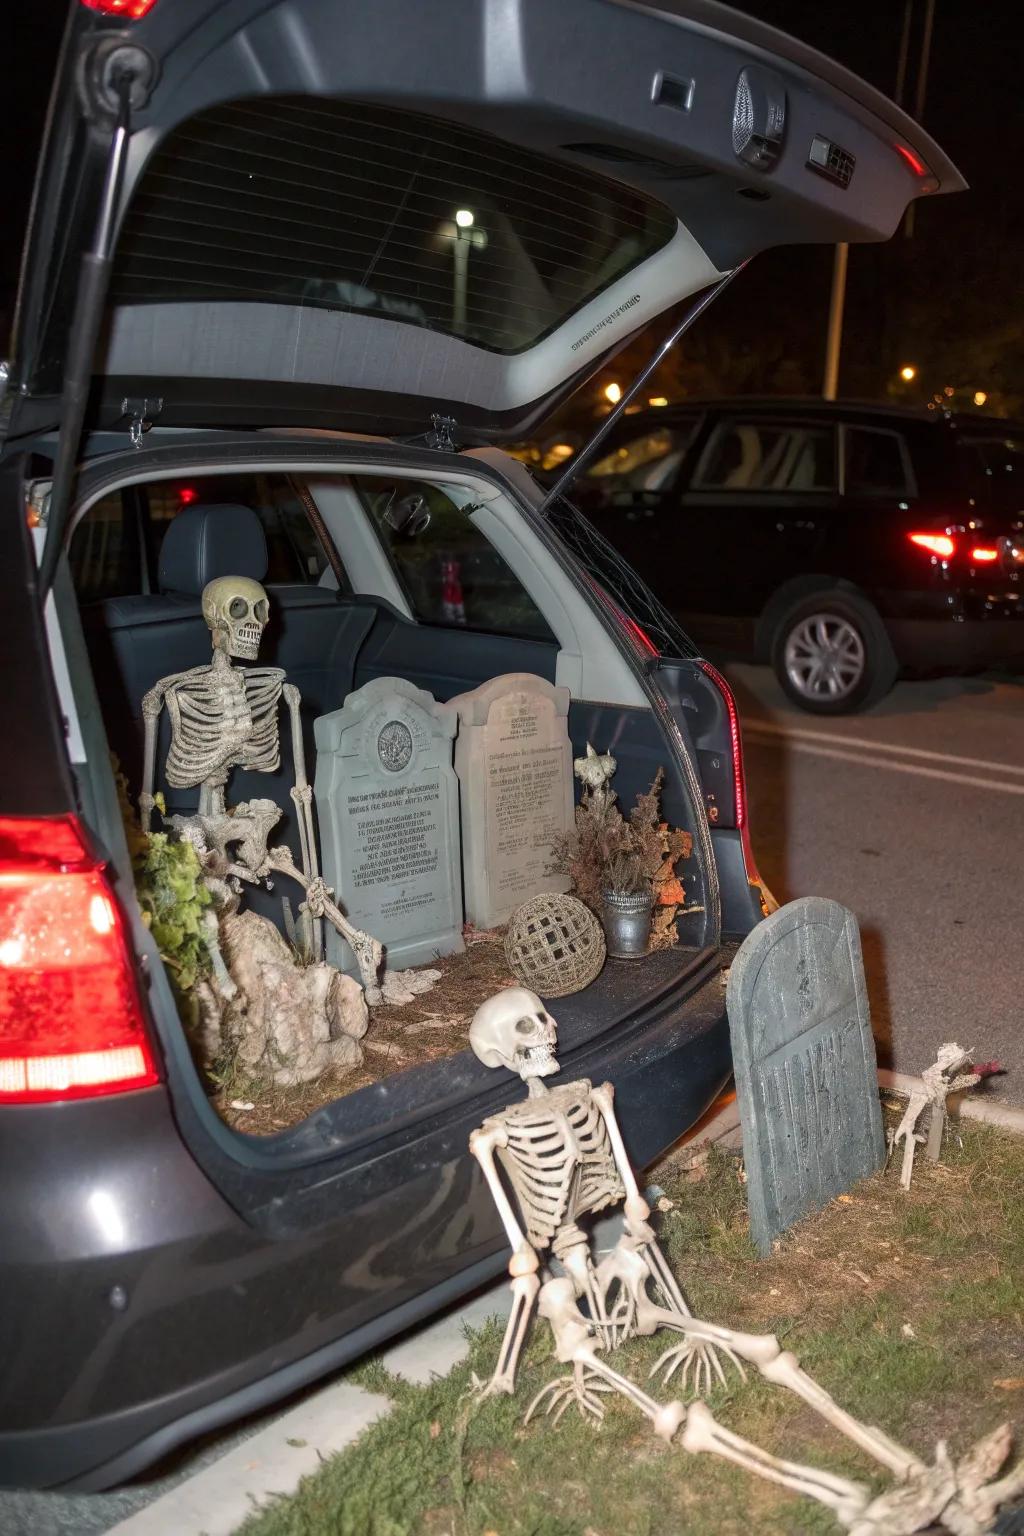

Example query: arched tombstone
[726,897,885,1256]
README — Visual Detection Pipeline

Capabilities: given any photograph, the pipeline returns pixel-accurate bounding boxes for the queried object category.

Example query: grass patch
[237,1114,1024,1536]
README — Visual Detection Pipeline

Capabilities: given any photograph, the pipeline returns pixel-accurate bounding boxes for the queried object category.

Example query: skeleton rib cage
[489,1081,625,1251]
[154,664,285,789]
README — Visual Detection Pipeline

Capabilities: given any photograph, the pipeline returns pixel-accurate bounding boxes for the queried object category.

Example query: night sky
[2,0,1020,402]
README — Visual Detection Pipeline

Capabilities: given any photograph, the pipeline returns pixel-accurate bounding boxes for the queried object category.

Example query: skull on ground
[202,576,270,660]
[469,987,559,1081]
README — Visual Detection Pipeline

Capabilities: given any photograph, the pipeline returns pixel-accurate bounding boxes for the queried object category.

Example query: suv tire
[770,590,898,714]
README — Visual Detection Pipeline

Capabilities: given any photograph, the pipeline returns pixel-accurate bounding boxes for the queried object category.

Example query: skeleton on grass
[468,989,1024,1535]
[139,575,384,1000]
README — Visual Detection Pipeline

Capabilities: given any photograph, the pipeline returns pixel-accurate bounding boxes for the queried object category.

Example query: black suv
[0,0,961,1492]
[573,400,1024,712]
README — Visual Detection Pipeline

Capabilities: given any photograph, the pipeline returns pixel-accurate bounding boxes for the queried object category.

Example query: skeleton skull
[469,987,559,1080]
[202,576,270,661]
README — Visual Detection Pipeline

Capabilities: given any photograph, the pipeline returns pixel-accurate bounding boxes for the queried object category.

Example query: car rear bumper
[0,955,732,1492]
[886,615,1024,672]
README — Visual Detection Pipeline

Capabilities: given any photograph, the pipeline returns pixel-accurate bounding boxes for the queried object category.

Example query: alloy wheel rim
[783,613,865,701]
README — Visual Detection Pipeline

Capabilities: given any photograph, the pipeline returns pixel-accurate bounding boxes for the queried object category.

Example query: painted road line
[741,731,1024,796]
[741,718,1024,777]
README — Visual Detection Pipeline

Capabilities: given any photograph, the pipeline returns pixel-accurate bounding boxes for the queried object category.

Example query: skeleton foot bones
[467,989,1023,1535]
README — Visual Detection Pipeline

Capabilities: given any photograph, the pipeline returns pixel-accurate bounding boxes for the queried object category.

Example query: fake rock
[218,910,368,1087]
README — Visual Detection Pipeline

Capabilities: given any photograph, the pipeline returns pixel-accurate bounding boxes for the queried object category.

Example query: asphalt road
[725,662,1024,1103]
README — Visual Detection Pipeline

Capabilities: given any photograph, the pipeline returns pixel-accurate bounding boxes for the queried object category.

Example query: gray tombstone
[314,677,464,975]
[448,673,573,929]
[726,897,885,1255]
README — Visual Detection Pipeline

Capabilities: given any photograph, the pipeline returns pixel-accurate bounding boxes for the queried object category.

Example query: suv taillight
[0,816,158,1103]
[696,660,746,830]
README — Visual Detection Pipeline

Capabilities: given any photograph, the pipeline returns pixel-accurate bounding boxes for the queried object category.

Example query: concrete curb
[877,1067,1024,1135]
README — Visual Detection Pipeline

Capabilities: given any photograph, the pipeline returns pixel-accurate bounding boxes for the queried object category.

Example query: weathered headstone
[448,673,573,929]
[726,897,885,1255]
[314,678,464,975]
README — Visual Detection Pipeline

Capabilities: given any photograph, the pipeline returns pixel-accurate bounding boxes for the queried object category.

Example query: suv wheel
[770,592,898,714]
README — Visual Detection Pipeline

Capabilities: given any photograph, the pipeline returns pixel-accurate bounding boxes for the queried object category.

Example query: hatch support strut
[37,72,136,597]
[538,264,748,519]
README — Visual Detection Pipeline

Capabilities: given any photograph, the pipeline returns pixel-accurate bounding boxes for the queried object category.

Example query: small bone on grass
[236,1114,1024,1536]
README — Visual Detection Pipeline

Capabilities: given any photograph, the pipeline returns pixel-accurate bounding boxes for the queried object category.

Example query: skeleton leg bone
[635,1304,921,1479]
[265,849,383,1001]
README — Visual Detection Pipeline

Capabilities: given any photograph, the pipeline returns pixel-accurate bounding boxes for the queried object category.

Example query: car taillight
[80,0,159,16]
[908,531,956,560]
[696,661,746,830]
[0,816,158,1103]
[971,546,999,563]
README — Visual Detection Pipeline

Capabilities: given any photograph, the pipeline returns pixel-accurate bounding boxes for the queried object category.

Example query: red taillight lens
[697,660,745,830]
[0,816,159,1103]
[971,546,999,563]
[909,532,956,560]
[894,143,929,177]
[80,0,159,16]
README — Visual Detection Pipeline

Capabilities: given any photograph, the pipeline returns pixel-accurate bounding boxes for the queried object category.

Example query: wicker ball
[504,893,606,998]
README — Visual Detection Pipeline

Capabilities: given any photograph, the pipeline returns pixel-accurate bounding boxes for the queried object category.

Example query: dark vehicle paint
[575,401,1024,672]
[0,951,731,1491]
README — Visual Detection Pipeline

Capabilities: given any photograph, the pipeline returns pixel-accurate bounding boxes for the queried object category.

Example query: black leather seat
[85,504,377,909]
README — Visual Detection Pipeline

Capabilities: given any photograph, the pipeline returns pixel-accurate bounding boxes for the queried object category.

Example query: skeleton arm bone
[470,1123,541,1396]
[283,681,322,961]
[589,1082,653,1239]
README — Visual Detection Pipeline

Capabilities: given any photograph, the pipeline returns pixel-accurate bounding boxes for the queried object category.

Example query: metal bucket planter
[601,888,653,959]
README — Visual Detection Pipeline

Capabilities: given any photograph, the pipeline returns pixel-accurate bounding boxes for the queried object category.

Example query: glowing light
[648,396,669,408]
[899,365,917,383]
[971,547,999,563]
[894,143,928,176]
[454,209,474,228]
[909,532,955,559]
[89,893,116,935]
[178,486,199,506]
[974,391,988,407]
[604,382,622,404]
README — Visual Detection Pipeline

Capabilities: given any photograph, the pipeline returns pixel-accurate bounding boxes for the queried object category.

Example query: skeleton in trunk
[469,989,1024,1535]
[139,575,384,1000]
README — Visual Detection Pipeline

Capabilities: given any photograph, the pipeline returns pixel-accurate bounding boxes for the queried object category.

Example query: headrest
[158,504,268,596]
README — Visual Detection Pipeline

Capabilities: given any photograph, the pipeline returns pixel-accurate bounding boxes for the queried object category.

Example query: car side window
[143,475,342,588]
[69,491,143,603]
[843,427,913,498]
[958,437,1024,514]
[359,478,555,642]
[585,422,699,495]
[691,421,836,492]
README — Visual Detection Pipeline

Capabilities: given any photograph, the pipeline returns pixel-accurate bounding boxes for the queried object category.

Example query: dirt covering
[216,930,516,1136]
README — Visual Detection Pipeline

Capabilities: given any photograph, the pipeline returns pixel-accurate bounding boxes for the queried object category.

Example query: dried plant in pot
[552,746,694,960]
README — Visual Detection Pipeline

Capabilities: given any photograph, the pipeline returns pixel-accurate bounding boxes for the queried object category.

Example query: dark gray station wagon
[0,0,961,1490]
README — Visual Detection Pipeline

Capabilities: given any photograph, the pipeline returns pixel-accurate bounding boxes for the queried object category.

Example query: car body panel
[574,399,1024,675]
[6,0,963,446]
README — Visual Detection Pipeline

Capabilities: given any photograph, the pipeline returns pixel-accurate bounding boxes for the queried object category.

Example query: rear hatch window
[111,99,676,354]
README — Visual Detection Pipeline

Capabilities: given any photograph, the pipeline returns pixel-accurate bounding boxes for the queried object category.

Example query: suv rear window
[585,422,700,494]
[111,99,676,355]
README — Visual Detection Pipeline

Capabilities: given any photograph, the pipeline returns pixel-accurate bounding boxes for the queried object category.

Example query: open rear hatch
[5,0,963,450]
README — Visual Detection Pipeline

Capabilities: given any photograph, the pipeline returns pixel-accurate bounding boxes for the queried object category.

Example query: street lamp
[604,382,622,404]
[442,210,486,336]
[899,364,917,383]
[974,390,988,407]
